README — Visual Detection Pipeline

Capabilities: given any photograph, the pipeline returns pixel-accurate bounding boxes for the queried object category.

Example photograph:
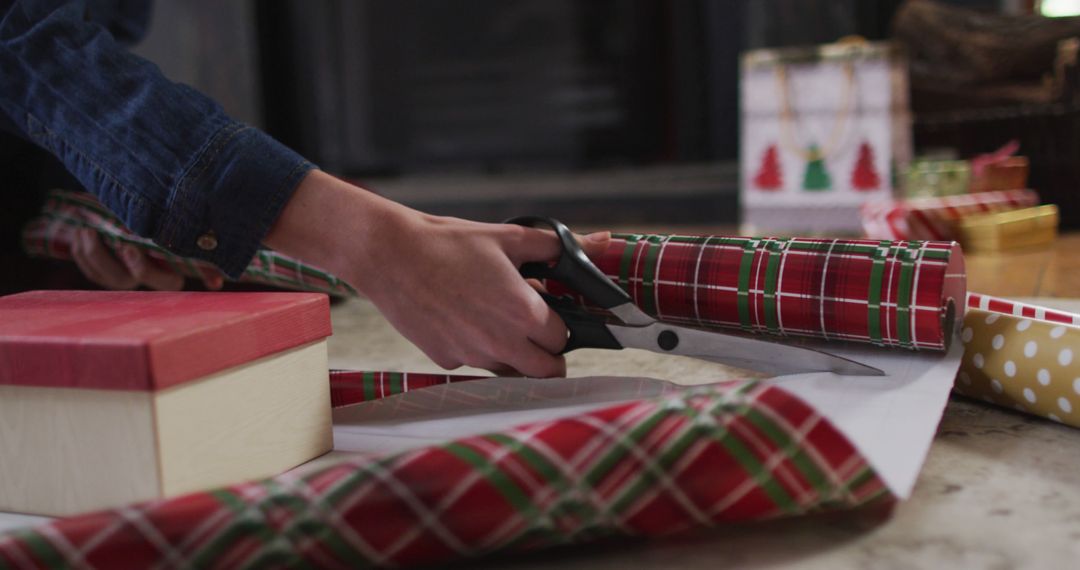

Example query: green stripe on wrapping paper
[737,240,758,330]
[895,243,921,348]
[236,482,337,569]
[616,235,640,292]
[362,372,377,401]
[189,488,279,568]
[866,242,891,345]
[787,240,871,254]
[8,528,66,569]
[583,407,670,489]
[389,372,404,396]
[762,239,789,334]
[292,467,386,566]
[743,408,830,498]
[606,411,705,517]
[640,236,667,316]
[443,442,544,529]
[596,383,799,520]
[484,433,588,541]
[709,401,798,514]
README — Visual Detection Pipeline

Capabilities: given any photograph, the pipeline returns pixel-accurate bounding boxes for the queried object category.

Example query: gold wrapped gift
[957,204,1059,253]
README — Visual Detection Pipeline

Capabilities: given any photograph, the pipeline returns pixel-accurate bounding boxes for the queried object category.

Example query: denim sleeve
[0,0,316,277]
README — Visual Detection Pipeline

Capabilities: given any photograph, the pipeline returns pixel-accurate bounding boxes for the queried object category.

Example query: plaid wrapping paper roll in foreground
[0,380,887,569]
[21,190,355,297]
[550,235,966,351]
[956,294,1080,428]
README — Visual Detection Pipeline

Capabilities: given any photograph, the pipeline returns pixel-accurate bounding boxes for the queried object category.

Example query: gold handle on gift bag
[775,57,857,162]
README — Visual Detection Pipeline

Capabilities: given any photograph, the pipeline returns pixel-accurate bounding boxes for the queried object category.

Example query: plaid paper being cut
[0,381,887,569]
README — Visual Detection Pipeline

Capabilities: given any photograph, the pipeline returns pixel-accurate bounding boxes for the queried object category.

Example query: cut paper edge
[770,337,963,499]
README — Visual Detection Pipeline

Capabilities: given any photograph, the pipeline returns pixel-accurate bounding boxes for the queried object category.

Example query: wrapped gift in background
[969,157,1029,194]
[902,159,970,199]
[860,188,1040,241]
[956,204,1059,253]
[741,40,912,235]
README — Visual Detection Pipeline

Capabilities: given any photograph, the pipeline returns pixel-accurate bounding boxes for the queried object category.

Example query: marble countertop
[325,298,1080,570]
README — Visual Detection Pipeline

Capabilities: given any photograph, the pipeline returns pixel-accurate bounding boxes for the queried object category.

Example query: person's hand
[266,170,612,377]
[355,213,611,377]
[70,228,223,291]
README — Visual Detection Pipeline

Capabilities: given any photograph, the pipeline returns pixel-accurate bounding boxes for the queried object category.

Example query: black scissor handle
[505,216,632,310]
[541,293,623,353]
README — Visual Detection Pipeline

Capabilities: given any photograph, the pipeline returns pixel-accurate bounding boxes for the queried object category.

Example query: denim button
[196,231,218,251]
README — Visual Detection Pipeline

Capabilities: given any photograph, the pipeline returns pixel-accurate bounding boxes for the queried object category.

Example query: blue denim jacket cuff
[155,122,317,278]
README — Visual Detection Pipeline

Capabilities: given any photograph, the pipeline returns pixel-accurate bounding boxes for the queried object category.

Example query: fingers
[70,229,185,291]
[72,229,137,290]
[578,231,612,261]
[503,341,567,378]
[501,225,561,265]
[119,246,184,291]
[484,363,523,377]
[202,271,225,291]
[526,295,569,354]
[502,224,612,266]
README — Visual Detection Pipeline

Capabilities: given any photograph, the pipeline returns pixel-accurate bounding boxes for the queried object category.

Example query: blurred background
[128,0,1079,228]
[10,0,1080,295]
[129,0,945,225]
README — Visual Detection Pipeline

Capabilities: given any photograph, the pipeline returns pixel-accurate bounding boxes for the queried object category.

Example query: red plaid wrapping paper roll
[21,190,356,297]
[0,379,888,569]
[860,189,1039,241]
[549,235,966,351]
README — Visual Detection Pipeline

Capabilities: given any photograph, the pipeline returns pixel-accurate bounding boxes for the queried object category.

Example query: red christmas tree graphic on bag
[753,144,783,191]
[851,141,881,191]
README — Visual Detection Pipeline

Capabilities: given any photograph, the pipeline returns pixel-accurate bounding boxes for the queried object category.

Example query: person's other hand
[70,228,223,291]
[266,170,612,378]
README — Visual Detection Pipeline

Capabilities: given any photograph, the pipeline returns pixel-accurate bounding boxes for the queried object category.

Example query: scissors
[508,216,884,377]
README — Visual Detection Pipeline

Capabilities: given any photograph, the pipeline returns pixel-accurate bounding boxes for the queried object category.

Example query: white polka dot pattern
[955,308,1080,429]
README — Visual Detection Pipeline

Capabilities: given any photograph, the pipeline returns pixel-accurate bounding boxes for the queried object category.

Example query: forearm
[263,170,400,292]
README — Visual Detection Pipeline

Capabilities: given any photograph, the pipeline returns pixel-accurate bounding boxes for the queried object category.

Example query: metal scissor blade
[608,323,885,377]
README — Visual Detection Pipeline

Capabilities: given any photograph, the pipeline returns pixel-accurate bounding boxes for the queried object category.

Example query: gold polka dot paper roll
[955,308,1080,427]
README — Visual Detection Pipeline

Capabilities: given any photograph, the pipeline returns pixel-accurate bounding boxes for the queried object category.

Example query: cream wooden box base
[0,340,332,517]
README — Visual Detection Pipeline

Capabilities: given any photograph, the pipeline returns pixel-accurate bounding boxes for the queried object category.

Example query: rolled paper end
[941,241,968,351]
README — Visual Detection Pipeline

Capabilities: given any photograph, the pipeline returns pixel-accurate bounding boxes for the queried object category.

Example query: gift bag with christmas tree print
[741,40,912,235]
